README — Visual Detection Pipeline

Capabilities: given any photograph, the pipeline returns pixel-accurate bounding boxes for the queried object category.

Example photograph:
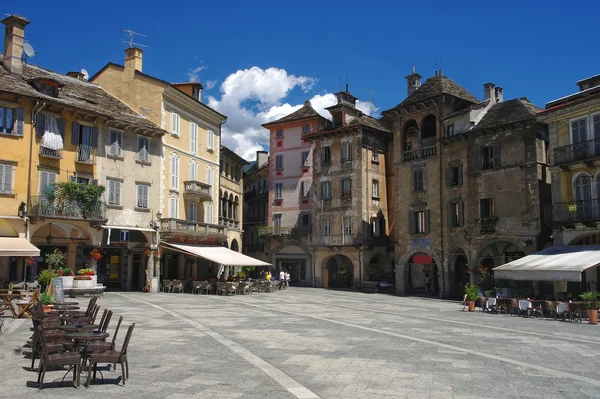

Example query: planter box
[61,276,74,289]
[73,279,94,289]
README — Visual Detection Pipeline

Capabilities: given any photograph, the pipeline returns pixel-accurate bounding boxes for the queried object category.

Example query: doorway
[132,253,144,291]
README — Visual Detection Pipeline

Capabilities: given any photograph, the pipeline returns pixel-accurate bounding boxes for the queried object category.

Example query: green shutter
[446,167,451,186]
[35,113,45,137]
[459,200,465,226]
[408,211,415,234]
[424,210,430,234]
[492,144,500,168]
[447,202,453,226]
[458,164,464,185]
[91,127,99,148]
[58,118,66,139]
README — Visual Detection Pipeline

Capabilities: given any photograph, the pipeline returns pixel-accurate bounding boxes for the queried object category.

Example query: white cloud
[187,65,206,82]
[207,66,377,161]
[205,80,218,90]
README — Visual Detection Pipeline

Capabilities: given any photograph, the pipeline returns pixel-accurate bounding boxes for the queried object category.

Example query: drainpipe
[27,101,45,240]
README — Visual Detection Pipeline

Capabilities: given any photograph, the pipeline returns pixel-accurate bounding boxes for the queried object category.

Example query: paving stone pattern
[1,288,600,398]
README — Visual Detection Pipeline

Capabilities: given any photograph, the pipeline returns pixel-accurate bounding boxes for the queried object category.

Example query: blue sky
[13,0,600,159]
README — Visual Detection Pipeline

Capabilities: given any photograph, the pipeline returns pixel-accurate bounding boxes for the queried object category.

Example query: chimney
[66,71,85,80]
[483,83,495,102]
[124,47,143,77]
[495,87,504,103]
[256,151,268,168]
[2,15,29,77]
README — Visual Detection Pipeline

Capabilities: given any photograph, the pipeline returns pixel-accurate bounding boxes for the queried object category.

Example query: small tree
[45,249,66,269]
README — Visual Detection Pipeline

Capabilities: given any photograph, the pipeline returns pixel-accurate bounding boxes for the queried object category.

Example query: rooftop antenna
[22,42,35,63]
[121,29,148,48]
[339,76,342,92]
[364,88,375,115]
[435,56,438,76]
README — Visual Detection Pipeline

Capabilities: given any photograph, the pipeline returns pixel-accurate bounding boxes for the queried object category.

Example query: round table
[51,305,80,310]
[60,324,99,332]
[52,301,79,306]
[64,331,110,370]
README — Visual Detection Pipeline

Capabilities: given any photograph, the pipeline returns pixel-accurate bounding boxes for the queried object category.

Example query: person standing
[425,274,430,294]
[279,270,285,289]
[285,271,290,287]
[266,271,271,281]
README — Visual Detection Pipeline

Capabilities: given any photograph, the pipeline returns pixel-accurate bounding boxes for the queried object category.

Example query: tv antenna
[365,88,375,115]
[121,29,148,48]
[22,42,36,62]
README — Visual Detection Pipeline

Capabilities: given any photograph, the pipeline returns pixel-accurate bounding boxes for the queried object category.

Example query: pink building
[260,101,328,285]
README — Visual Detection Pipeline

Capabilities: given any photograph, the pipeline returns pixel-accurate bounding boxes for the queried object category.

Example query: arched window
[170,153,179,190]
[574,174,592,202]
[421,114,437,147]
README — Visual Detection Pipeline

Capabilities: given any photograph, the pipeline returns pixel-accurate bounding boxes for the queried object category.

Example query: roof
[310,114,391,137]
[493,245,600,282]
[473,98,540,130]
[243,161,256,173]
[442,100,490,121]
[221,145,248,166]
[262,100,325,127]
[0,61,166,134]
[385,75,479,111]
[540,85,600,114]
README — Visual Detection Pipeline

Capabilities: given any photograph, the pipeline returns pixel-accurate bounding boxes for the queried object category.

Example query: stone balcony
[183,181,213,202]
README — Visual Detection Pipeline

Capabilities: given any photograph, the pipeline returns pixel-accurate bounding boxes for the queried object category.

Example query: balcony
[219,217,240,230]
[477,217,498,234]
[553,139,600,167]
[309,234,364,247]
[258,226,292,237]
[160,218,227,242]
[183,181,212,202]
[546,199,600,225]
[291,226,311,237]
[29,195,107,222]
[403,145,436,162]
[75,144,97,164]
[244,188,269,202]
[39,146,62,159]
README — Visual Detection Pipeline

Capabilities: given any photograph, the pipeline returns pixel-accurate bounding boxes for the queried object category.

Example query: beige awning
[161,242,271,267]
[0,237,41,257]
[493,245,600,282]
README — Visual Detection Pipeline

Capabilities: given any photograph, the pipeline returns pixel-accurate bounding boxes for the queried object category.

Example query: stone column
[147,253,154,279]
[177,254,185,279]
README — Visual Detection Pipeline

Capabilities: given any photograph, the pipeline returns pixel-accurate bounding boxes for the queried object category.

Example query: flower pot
[468,301,476,312]
[43,305,52,313]
[588,309,598,325]
[74,279,94,289]
[89,259,98,275]
[61,276,74,289]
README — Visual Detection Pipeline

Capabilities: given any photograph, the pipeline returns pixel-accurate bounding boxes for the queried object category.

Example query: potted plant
[40,292,54,312]
[37,268,58,290]
[464,283,479,312]
[8,281,13,294]
[45,249,66,269]
[87,248,104,275]
[74,268,96,289]
[57,267,75,289]
[580,291,600,325]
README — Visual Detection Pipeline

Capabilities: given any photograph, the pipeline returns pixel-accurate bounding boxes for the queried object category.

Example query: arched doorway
[324,255,354,289]
[406,252,438,296]
[476,241,526,297]
[230,239,239,252]
[449,248,469,298]
[367,254,384,281]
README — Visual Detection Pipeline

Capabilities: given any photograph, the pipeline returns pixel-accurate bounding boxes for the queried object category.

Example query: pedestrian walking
[285,271,290,287]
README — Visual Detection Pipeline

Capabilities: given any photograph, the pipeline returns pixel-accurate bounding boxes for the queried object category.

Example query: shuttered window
[136,184,150,209]
[171,113,180,135]
[205,203,213,224]
[39,171,57,194]
[448,200,464,227]
[190,123,198,154]
[413,167,424,192]
[342,178,352,197]
[301,180,310,197]
[322,218,331,235]
[0,107,23,135]
[207,130,214,150]
[372,179,380,199]
[137,136,149,162]
[108,179,122,206]
[189,160,198,181]
[187,201,197,221]
[342,141,352,161]
[108,129,122,157]
[275,155,283,170]
[477,144,500,170]
[169,195,179,219]
[275,183,283,199]
[446,164,463,186]
[409,210,430,234]
[170,153,179,190]
[342,217,352,235]
[322,147,331,164]
[321,181,331,200]
[0,164,13,194]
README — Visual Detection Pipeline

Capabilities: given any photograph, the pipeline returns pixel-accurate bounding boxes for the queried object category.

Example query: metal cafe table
[60,324,99,332]
[64,331,110,375]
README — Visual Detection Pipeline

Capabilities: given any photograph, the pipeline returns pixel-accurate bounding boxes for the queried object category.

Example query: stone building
[538,73,600,291]
[260,101,328,285]
[242,151,269,263]
[305,87,393,288]
[219,145,247,255]
[383,69,551,297]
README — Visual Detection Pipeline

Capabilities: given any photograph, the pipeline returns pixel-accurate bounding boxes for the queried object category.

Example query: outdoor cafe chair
[191,281,201,294]
[225,282,236,296]
[36,326,81,390]
[171,280,184,293]
[199,281,212,295]
[87,323,135,387]
[544,301,557,319]
[569,302,584,323]
[88,316,123,355]
[30,305,75,370]
[161,280,172,293]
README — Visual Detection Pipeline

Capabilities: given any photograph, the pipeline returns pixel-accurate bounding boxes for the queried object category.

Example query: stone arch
[569,233,600,245]
[0,219,18,237]
[473,240,525,291]
[230,239,240,252]
[447,247,469,298]
[402,251,442,296]
[402,119,419,153]
[322,254,354,289]
[421,114,437,147]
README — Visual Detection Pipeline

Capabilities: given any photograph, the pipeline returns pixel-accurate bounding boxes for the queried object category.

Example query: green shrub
[464,283,480,301]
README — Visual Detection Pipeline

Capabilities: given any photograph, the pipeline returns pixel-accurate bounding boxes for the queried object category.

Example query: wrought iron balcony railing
[553,139,600,166]
[76,144,97,164]
[545,199,600,224]
[477,217,498,234]
[309,234,364,246]
[39,146,62,159]
[29,195,106,221]
[403,145,436,162]
[160,218,226,236]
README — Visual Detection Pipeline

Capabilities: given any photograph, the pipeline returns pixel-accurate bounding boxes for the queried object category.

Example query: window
[446,124,455,137]
[275,155,283,170]
[189,160,198,181]
[321,181,331,200]
[343,217,352,235]
[207,130,214,150]
[108,129,122,157]
[477,144,500,170]
[322,218,331,235]
[171,113,180,136]
[480,198,494,218]
[190,122,198,154]
[274,183,283,199]
[169,195,179,219]
[413,167,424,192]
[187,202,197,221]
[205,203,213,224]
[137,136,149,162]
[334,113,342,127]
[446,165,462,186]
[301,151,309,167]
[372,144,379,162]
[322,146,331,164]
[372,216,382,237]
[39,171,57,194]
[342,141,352,162]
[273,214,282,234]
[372,179,380,199]
[342,178,352,198]
[571,117,587,143]
[409,210,429,234]
[301,180,310,197]
[170,153,180,191]
[302,124,311,134]
[136,184,150,209]
[107,179,122,206]
[448,201,464,227]
[275,128,283,138]
[206,166,214,194]
[0,106,24,135]
[70,176,97,185]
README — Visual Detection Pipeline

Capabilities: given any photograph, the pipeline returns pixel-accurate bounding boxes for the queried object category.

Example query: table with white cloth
[518,300,532,317]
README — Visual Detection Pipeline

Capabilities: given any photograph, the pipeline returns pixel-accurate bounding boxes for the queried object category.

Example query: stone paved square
[2,288,600,398]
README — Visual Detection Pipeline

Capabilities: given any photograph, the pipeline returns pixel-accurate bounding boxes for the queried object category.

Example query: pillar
[177,254,185,279]
[147,253,155,279]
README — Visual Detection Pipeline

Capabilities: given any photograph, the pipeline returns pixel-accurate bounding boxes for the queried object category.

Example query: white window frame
[39,170,57,194]
[342,141,352,162]
[321,181,331,200]
[108,129,123,157]
[189,159,198,181]
[207,130,214,150]
[170,153,180,191]
[322,218,331,236]
[190,122,198,155]
[275,155,283,170]
[169,195,179,219]
[188,201,197,221]
[107,179,122,206]
[136,183,150,209]
[372,179,380,198]
[0,106,16,135]
[171,113,180,136]
[342,217,352,235]
[137,135,149,162]
[274,183,283,199]
[205,203,213,224]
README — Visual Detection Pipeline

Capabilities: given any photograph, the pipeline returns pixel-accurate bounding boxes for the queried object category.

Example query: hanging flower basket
[88,248,105,261]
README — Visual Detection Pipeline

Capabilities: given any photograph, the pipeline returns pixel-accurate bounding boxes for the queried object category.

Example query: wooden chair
[87,323,135,387]
[15,290,38,319]
[36,326,81,390]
